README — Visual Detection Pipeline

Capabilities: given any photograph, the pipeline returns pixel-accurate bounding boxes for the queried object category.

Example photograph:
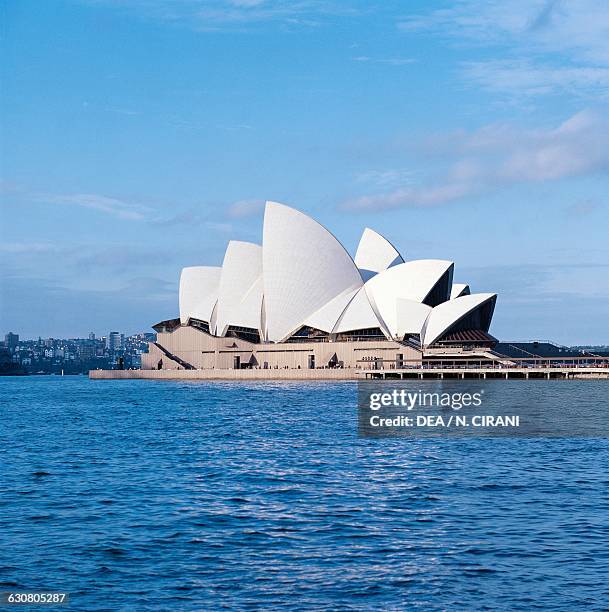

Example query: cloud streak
[343,110,609,211]
[399,0,609,98]
[462,60,609,98]
[353,56,416,66]
[35,193,151,220]
[85,0,363,30]
[226,198,265,218]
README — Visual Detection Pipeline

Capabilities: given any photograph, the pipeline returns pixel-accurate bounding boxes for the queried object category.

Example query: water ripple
[1,377,609,610]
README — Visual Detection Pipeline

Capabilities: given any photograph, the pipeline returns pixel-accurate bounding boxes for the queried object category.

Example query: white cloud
[399,0,609,59]
[399,0,609,98]
[229,0,267,7]
[463,60,609,98]
[353,56,416,66]
[226,198,265,218]
[36,193,151,220]
[0,242,61,254]
[342,110,609,211]
[345,183,473,211]
[356,168,417,188]
[85,0,362,30]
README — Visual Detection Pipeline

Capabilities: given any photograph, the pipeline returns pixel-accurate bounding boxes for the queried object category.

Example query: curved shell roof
[333,286,385,334]
[422,293,497,347]
[177,202,497,347]
[395,299,432,338]
[179,266,222,325]
[450,283,471,299]
[215,241,263,336]
[304,286,361,333]
[262,201,363,342]
[354,228,404,280]
[364,260,454,338]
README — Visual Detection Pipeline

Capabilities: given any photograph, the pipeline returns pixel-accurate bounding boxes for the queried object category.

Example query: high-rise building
[107,332,122,352]
[5,333,19,350]
[88,332,96,341]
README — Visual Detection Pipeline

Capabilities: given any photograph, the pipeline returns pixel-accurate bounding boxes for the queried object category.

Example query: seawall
[89,368,609,381]
[89,369,359,380]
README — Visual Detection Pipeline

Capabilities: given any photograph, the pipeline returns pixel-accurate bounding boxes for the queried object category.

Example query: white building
[144,202,497,371]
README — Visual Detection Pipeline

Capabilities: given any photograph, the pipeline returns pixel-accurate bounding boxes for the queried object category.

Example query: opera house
[142,202,497,371]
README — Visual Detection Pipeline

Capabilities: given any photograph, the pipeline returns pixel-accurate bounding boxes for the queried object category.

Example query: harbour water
[1,377,609,609]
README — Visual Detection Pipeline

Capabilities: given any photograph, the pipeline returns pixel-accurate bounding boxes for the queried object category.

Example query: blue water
[1,377,609,610]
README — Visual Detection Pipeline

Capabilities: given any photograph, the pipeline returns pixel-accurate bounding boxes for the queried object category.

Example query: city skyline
[0,329,155,375]
[1,0,609,344]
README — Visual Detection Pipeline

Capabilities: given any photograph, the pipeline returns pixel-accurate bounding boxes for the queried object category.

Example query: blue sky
[1,0,608,343]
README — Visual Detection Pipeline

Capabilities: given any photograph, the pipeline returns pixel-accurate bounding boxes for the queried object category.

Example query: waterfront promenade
[90,368,357,380]
[90,356,609,381]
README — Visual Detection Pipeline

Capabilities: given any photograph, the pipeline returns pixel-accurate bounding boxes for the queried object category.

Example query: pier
[360,356,609,380]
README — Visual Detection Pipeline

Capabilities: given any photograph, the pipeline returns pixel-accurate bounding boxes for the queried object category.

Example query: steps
[153,342,195,370]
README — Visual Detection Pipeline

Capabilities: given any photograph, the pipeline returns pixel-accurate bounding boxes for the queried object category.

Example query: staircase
[399,337,423,351]
[153,342,195,370]
[474,349,516,366]
[502,343,542,358]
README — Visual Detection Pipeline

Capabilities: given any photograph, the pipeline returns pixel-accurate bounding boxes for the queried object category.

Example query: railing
[499,341,602,358]
[358,356,609,371]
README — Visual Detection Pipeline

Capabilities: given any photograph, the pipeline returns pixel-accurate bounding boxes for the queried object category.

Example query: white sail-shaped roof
[364,260,453,338]
[395,299,432,338]
[179,266,222,325]
[422,293,497,347]
[304,286,360,332]
[354,228,404,280]
[262,201,363,342]
[215,241,263,336]
[234,275,263,328]
[450,283,470,299]
[333,286,385,334]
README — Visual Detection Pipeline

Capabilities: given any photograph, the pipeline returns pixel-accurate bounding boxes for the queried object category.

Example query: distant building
[0,346,25,375]
[79,344,96,360]
[5,332,19,350]
[107,332,122,352]
[88,332,96,341]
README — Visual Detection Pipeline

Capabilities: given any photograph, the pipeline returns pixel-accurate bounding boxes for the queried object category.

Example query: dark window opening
[226,326,260,344]
[286,326,329,343]
[335,327,386,342]
[189,318,210,333]
[152,318,181,333]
